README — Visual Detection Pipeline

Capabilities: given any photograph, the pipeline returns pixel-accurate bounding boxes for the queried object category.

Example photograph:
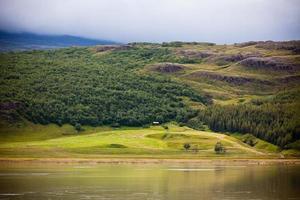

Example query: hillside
[0,41,299,157]
[0,31,117,51]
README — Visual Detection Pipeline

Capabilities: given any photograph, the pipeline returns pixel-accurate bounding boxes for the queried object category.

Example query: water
[0,163,299,200]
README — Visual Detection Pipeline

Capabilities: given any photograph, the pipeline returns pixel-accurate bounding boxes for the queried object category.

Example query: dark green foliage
[183,143,191,151]
[75,123,83,132]
[186,118,206,131]
[162,125,169,130]
[194,91,300,147]
[57,119,63,127]
[0,47,209,127]
[285,140,300,150]
[214,141,226,154]
[241,134,258,147]
[111,123,120,128]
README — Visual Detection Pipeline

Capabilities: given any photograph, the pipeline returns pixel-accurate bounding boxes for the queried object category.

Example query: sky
[0,0,299,44]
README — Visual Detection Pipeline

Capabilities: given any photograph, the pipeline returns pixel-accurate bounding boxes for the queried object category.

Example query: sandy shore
[0,158,299,165]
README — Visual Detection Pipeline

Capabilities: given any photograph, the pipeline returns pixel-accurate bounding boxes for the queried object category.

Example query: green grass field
[0,122,288,159]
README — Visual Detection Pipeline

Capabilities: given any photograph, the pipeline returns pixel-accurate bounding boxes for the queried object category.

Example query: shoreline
[0,158,300,165]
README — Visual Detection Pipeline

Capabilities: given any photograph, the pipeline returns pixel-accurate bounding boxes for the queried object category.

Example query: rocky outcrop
[240,57,298,71]
[205,53,260,66]
[217,54,246,62]
[212,53,259,63]
[177,50,214,59]
[150,63,185,73]
[276,75,300,84]
[234,41,300,54]
[178,50,260,65]
[255,41,300,54]
[187,71,270,85]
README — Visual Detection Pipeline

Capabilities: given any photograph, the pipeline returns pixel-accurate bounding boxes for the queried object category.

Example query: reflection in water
[0,164,299,200]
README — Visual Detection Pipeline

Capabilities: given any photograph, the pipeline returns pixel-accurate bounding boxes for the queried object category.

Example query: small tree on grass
[183,143,191,151]
[214,141,226,154]
[75,123,83,132]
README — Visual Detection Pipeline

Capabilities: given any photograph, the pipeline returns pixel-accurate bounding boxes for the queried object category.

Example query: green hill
[0,41,299,157]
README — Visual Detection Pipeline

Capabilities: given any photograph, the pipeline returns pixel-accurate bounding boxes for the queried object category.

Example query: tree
[183,143,191,151]
[214,141,226,154]
[242,134,257,147]
[75,123,83,132]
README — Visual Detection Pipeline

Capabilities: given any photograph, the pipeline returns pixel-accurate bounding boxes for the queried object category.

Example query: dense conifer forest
[191,90,300,147]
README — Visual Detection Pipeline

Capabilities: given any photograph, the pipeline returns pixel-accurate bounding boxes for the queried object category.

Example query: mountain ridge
[0,31,118,51]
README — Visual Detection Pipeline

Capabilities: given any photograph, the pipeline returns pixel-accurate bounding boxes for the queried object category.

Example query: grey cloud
[0,0,299,43]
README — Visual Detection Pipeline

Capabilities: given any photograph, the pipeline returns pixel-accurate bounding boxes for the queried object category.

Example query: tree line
[190,90,300,147]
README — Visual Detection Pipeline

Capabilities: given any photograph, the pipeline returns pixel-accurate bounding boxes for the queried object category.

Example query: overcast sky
[0,0,299,43]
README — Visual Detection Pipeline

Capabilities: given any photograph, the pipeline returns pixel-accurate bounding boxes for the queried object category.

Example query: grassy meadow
[0,122,289,159]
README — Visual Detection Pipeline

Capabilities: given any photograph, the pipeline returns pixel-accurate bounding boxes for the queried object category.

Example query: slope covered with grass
[0,123,283,158]
[141,41,300,149]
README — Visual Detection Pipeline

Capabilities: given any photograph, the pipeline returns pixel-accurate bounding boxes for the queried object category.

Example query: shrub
[214,141,226,154]
[242,134,258,147]
[162,125,169,130]
[75,123,83,132]
[183,143,191,151]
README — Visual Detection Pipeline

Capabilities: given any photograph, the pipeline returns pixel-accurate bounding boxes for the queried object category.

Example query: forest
[0,46,209,127]
[190,89,300,147]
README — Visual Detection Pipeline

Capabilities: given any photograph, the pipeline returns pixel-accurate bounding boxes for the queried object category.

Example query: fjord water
[0,164,299,200]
